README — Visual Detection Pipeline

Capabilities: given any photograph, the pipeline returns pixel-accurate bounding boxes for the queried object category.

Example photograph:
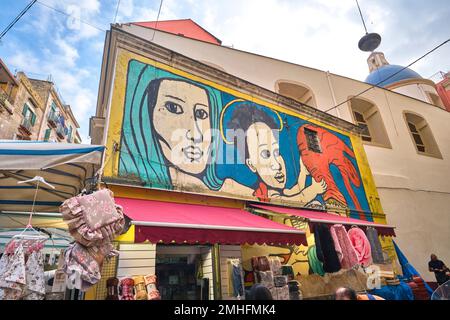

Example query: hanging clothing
[231,264,244,297]
[366,227,384,264]
[63,242,118,291]
[0,244,26,300]
[314,224,341,273]
[23,250,45,300]
[348,227,373,267]
[307,245,325,276]
[313,227,324,263]
[330,224,359,269]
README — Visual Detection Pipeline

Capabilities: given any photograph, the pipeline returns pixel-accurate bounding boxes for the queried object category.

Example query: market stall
[0,141,105,300]
[100,198,307,301]
[244,203,403,299]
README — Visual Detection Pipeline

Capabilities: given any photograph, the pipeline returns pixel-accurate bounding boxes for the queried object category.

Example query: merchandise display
[227,258,245,299]
[348,227,373,267]
[330,224,359,269]
[0,241,45,300]
[314,224,341,273]
[60,189,125,247]
[119,278,135,300]
[105,277,119,300]
[366,227,384,264]
[307,245,325,276]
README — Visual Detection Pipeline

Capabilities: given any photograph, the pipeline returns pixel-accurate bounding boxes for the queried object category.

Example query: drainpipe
[326,71,341,118]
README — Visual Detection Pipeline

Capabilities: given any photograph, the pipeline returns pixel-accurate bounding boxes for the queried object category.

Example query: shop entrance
[155,245,212,300]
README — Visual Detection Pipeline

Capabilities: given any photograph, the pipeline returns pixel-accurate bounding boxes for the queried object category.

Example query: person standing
[428,254,449,286]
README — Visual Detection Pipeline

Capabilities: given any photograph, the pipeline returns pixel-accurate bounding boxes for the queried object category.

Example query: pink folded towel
[348,227,372,267]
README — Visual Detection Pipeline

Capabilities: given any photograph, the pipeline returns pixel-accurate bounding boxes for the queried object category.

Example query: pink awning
[251,204,396,237]
[115,198,307,245]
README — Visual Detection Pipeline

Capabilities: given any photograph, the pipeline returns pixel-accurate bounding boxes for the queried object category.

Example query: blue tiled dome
[365,64,422,87]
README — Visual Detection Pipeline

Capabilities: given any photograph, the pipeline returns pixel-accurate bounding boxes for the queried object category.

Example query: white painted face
[152,79,212,175]
[245,122,286,189]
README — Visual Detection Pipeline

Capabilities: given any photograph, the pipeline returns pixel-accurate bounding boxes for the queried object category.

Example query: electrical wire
[150,0,164,42]
[113,0,121,24]
[36,0,106,32]
[0,0,37,41]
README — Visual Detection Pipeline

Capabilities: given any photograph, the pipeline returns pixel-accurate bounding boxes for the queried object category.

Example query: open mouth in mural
[274,171,285,183]
[182,146,203,162]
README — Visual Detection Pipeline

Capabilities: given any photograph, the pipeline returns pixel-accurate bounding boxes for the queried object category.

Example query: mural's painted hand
[311,178,327,195]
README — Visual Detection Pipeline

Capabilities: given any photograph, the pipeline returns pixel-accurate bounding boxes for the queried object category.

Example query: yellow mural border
[105,48,385,218]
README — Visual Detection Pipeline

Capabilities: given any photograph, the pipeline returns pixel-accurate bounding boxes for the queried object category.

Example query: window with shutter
[22,104,29,117]
[44,128,51,141]
[30,112,36,126]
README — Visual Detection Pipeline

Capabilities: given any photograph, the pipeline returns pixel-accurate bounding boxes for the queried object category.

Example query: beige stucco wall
[114,24,450,281]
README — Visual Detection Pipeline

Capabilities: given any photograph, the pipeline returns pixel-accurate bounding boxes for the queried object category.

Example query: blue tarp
[369,282,414,300]
[393,241,433,296]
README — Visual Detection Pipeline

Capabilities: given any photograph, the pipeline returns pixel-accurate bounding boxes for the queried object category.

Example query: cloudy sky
[1,0,449,143]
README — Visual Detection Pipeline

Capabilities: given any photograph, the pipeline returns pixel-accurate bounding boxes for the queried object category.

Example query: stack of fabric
[288,280,302,300]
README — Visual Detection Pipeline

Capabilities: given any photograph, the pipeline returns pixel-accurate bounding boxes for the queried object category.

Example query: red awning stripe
[133,220,304,234]
[115,197,307,245]
[251,204,396,237]
[135,226,306,246]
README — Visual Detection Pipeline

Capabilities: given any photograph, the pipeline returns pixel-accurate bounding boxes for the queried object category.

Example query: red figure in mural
[297,124,364,217]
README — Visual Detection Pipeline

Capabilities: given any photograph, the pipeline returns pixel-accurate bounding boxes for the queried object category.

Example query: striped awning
[0,141,105,214]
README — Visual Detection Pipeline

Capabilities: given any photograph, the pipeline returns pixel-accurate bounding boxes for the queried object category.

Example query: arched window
[349,97,391,148]
[426,91,445,109]
[404,112,442,158]
[275,80,317,107]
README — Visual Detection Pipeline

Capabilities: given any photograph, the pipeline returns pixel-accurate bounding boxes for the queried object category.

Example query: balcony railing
[47,111,59,128]
[0,88,14,114]
[20,117,33,135]
[56,123,65,139]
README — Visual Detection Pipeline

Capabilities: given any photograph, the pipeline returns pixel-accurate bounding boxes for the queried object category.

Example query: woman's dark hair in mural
[119,60,223,190]
[228,103,279,160]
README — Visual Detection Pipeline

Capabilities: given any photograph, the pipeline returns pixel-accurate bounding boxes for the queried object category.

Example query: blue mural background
[118,59,371,219]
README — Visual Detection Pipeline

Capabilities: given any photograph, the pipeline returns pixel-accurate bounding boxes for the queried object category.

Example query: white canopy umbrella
[0,141,105,228]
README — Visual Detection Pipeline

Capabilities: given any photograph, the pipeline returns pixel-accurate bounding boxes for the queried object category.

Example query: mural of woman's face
[152,79,212,175]
[245,122,287,189]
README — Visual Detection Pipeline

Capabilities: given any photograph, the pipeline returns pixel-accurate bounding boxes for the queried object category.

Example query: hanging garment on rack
[348,227,373,267]
[60,189,125,247]
[330,224,359,269]
[313,227,324,263]
[366,227,384,264]
[63,242,118,291]
[22,250,45,300]
[307,245,325,276]
[314,224,341,273]
[231,261,244,297]
[0,244,26,300]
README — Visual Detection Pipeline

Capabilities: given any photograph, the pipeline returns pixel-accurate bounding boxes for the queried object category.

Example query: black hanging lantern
[358,32,382,52]
[356,0,382,52]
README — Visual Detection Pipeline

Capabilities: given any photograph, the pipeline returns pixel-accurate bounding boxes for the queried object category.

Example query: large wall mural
[108,51,377,218]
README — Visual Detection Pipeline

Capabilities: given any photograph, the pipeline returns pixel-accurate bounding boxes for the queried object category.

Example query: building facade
[88,23,402,300]
[90,20,450,284]
[0,59,81,143]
